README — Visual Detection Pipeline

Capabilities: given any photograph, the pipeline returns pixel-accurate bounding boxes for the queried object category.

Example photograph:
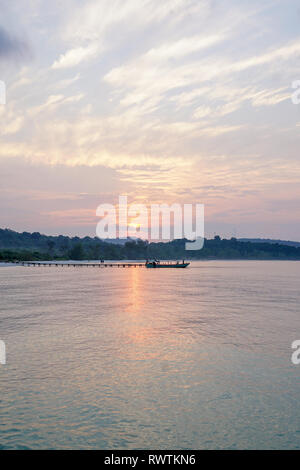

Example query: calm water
[0,260,300,450]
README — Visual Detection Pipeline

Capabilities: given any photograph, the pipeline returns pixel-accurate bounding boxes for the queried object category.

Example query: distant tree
[32,232,41,240]
[89,244,102,260]
[69,243,85,260]
[47,240,55,252]
[60,241,69,254]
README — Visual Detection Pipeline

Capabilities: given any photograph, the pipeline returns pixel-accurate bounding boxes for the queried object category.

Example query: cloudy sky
[0,0,300,239]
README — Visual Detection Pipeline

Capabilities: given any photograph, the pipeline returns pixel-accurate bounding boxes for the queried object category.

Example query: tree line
[1,228,300,261]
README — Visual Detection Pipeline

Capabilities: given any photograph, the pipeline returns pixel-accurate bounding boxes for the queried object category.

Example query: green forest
[1,228,300,261]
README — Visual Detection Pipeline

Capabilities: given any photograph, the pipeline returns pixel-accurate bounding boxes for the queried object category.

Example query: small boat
[145,260,190,268]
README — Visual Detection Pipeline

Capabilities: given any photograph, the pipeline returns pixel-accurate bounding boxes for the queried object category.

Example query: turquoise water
[0,260,300,449]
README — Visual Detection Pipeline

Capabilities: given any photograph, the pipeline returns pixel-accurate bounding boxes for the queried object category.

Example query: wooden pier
[17,262,146,268]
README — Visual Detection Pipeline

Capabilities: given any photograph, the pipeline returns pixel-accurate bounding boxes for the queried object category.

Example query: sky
[0,0,300,240]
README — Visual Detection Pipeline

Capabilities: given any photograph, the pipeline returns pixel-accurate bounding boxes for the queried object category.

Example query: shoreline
[1,258,300,267]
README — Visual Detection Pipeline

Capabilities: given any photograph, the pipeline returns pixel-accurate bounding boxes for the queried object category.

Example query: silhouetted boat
[145,261,190,268]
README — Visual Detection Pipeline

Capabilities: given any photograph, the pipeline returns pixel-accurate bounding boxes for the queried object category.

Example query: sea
[0,260,300,449]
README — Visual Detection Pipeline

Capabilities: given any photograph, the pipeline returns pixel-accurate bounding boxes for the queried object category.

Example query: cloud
[0,25,29,61]
[0,116,24,135]
[144,34,225,61]
[28,93,85,116]
[64,0,206,42]
[52,43,99,69]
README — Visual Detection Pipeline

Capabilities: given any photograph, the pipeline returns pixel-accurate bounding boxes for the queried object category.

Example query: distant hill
[239,238,300,248]
[1,228,300,261]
